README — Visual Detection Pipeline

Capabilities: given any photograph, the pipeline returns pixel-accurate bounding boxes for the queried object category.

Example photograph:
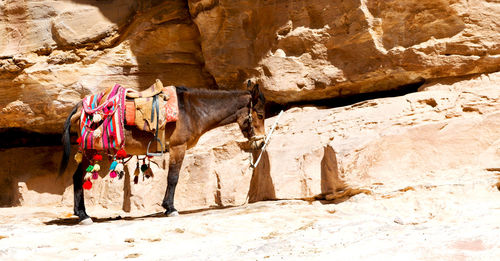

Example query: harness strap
[147,94,164,156]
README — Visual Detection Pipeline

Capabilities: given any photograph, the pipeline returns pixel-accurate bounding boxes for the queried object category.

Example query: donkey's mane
[176,86,249,98]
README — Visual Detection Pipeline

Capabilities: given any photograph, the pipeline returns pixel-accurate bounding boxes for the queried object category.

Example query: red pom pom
[109,171,117,178]
[76,137,82,144]
[116,149,127,159]
[93,154,103,161]
[83,180,92,190]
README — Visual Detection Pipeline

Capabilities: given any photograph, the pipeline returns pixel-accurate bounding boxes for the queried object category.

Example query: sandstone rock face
[0,0,499,211]
[190,0,499,102]
[2,72,499,212]
[0,0,215,133]
[1,0,499,133]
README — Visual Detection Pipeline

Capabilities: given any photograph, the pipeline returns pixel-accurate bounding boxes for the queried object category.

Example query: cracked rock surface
[0,0,499,132]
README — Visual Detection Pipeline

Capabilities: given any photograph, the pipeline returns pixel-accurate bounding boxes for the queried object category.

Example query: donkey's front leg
[73,157,92,224]
[162,144,186,217]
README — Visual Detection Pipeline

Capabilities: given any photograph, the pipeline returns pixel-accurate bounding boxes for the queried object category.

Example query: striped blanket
[80,84,126,150]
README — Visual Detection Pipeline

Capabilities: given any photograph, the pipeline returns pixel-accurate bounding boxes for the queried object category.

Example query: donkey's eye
[257,114,264,120]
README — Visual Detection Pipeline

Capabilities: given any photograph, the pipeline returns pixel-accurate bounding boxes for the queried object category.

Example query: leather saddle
[126,79,165,99]
[125,79,174,156]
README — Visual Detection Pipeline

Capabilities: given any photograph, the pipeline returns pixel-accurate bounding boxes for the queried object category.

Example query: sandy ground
[1,168,499,261]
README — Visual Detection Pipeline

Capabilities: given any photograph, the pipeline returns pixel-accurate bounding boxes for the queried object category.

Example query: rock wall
[0,0,499,132]
[0,0,499,210]
[0,0,215,133]
[190,0,500,102]
[2,72,499,212]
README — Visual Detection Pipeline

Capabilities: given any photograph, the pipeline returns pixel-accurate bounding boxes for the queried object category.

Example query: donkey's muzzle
[249,135,265,150]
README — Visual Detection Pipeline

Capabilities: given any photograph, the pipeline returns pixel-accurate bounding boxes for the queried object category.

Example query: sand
[1,167,499,260]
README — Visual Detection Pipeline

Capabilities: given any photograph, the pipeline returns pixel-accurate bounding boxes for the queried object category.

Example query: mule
[60,82,266,224]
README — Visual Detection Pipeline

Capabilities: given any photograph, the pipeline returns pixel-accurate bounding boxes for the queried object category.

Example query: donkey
[60,82,266,224]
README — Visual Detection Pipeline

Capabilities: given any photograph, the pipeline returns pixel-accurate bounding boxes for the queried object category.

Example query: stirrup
[146,137,165,157]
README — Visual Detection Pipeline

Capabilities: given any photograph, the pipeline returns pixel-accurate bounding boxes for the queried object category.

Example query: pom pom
[76,137,82,144]
[109,171,117,178]
[93,112,102,123]
[133,175,139,184]
[144,167,154,179]
[140,164,149,172]
[116,149,127,159]
[93,129,101,138]
[118,171,124,179]
[92,164,101,172]
[84,172,92,180]
[92,172,99,180]
[74,152,83,163]
[86,165,94,172]
[93,154,103,161]
[115,163,124,172]
[109,161,118,170]
[83,180,92,190]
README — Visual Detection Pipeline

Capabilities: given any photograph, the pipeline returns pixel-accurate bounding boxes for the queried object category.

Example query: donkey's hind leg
[73,157,92,224]
[162,144,186,217]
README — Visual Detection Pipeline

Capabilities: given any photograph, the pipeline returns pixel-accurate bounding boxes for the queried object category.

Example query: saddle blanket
[80,84,126,150]
[79,81,179,151]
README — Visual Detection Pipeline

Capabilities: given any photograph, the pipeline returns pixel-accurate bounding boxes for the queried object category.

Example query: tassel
[115,163,124,172]
[116,149,127,159]
[92,172,99,180]
[92,164,101,172]
[86,165,94,172]
[144,167,153,179]
[83,180,92,190]
[133,162,140,184]
[93,129,102,138]
[74,152,83,164]
[93,112,102,123]
[109,171,117,178]
[109,161,118,170]
[140,163,149,172]
[76,137,82,144]
[84,172,92,180]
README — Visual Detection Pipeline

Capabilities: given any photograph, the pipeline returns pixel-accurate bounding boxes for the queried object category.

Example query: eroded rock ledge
[1,0,499,133]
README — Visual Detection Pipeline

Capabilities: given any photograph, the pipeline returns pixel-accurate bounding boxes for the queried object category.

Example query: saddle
[125,79,179,155]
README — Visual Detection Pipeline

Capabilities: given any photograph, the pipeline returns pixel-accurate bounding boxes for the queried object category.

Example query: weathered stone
[0,0,215,133]
[0,0,499,212]
[3,72,499,211]
[190,0,500,102]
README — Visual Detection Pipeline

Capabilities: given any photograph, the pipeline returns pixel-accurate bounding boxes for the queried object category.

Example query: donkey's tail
[59,101,81,176]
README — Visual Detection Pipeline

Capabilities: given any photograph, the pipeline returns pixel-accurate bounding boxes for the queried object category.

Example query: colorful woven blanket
[80,84,126,151]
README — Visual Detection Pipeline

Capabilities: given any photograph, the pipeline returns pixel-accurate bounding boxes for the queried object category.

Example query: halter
[245,98,256,140]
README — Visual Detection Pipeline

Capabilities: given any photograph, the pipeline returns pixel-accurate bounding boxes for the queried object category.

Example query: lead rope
[250,110,284,168]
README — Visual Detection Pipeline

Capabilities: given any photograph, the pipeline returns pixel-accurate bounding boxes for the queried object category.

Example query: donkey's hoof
[79,217,94,225]
[167,211,179,217]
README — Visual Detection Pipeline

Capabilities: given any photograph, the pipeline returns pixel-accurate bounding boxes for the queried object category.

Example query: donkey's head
[238,81,266,150]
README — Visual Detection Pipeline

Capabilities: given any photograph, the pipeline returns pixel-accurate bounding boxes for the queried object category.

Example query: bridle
[245,98,265,144]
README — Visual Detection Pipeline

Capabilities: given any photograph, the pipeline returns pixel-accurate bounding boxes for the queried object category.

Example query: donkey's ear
[247,80,252,89]
[251,83,260,99]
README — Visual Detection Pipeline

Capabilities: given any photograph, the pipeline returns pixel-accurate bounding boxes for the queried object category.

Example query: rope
[250,110,284,168]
